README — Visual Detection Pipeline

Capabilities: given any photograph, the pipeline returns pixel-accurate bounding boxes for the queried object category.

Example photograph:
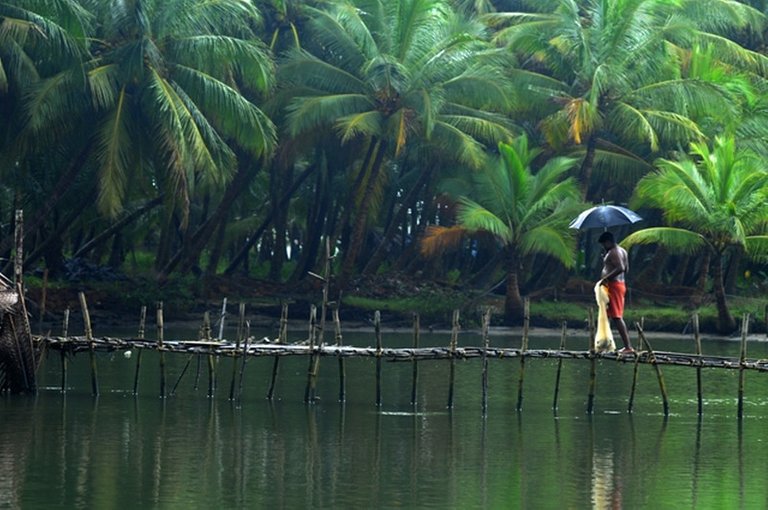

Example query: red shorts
[606,281,626,319]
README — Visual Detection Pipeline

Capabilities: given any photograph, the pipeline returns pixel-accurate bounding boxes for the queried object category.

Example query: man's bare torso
[602,246,628,282]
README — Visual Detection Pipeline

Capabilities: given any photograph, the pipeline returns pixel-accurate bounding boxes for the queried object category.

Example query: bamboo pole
[481,308,491,415]
[229,303,246,401]
[78,292,98,396]
[133,306,147,395]
[303,305,317,403]
[267,303,288,400]
[447,309,460,409]
[237,320,250,401]
[170,355,193,397]
[587,308,596,414]
[375,310,382,407]
[637,323,669,416]
[516,299,530,411]
[552,321,567,412]
[307,240,332,402]
[737,313,749,419]
[334,307,345,402]
[410,313,419,406]
[693,312,703,415]
[157,302,165,398]
[60,308,70,393]
[13,209,23,288]
[627,337,642,414]
[39,268,48,334]
[204,311,216,398]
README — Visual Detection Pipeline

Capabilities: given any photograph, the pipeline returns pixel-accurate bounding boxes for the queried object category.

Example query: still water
[3,328,768,509]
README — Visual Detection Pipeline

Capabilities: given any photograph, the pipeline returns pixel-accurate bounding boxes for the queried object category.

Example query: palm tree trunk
[504,248,524,324]
[712,253,736,333]
[362,169,431,275]
[579,134,598,198]
[340,139,386,282]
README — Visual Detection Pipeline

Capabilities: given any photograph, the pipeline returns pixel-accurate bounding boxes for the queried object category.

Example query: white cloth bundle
[594,282,616,353]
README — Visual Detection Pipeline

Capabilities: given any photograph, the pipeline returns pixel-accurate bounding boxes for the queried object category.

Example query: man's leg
[612,318,632,350]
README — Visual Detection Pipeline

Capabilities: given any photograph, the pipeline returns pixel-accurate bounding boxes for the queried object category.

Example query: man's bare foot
[617,347,635,355]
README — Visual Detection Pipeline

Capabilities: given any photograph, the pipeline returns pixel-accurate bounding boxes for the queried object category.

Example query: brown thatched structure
[0,289,36,394]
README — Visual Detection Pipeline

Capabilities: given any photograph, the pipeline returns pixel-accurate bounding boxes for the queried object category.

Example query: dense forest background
[2,0,768,332]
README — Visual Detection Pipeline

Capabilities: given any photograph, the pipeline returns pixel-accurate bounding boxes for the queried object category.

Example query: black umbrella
[569,204,643,230]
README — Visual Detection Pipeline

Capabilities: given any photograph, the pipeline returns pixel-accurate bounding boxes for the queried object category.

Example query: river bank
[20,272,767,337]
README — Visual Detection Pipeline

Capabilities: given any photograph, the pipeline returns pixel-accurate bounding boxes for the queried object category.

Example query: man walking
[598,232,633,354]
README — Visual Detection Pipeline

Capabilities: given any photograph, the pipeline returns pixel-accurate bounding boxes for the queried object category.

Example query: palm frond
[420,225,468,257]
[622,227,709,255]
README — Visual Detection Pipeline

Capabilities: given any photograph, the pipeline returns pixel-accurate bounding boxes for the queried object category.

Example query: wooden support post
[170,355,193,397]
[204,311,216,398]
[637,323,669,416]
[13,209,23,288]
[267,303,288,400]
[516,299,530,411]
[627,338,642,414]
[78,292,98,396]
[38,268,48,334]
[481,309,491,415]
[693,312,703,415]
[375,310,383,407]
[303,305,317,403]
[229,302,246,401]
[237,320,250,401]
[587,308,596,414]
[738,313,749,419]
[60,308,70,393]
[410,313,419,406]
[157,302,165,398]
[552,321,567,412]
[335,307,345,402]
[133,306,147,395]
[307,240,331,403]
[447,309,460,409]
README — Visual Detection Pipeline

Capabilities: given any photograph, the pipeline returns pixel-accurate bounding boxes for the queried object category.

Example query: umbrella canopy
[569,205,643,230]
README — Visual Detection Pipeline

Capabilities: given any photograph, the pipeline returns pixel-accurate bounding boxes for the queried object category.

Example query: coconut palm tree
[623,136,768,333]
[421,135,583,322]
[280,0,517,280]
[486,0,760,197]
[21,0,276,223]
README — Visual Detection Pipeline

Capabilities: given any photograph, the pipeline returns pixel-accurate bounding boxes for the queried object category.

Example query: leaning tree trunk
[340,140,387,282]
[504,248,524,325]
[712,253,736,333]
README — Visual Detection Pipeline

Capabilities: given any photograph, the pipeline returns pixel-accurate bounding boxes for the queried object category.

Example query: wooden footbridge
[20,294,768,419]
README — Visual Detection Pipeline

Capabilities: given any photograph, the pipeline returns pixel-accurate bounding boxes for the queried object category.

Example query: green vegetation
[2,0,768,332]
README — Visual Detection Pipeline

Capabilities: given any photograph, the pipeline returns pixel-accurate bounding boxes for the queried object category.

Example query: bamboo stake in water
[627,335,642,414]
[375,310,383,407]
[481,309,492,415]
[738,314,749,419]
[586,308,596,414]
[204,311,216,398]
[334,307,345,402]
[307,240,332,402]
[229,303,246,401]
[693,312,703,415]
[237,321,250,401]
[447,309,460,409]
[303,305,317,403]
[60,308,70,393]
[516,299,530,411]
[410,313,419,406]
[78,292,98,396]
[552,321,567,412]
[637,323,669,416]
[157,302,166,398]
[133,306,147,395]
[267,303,288,400]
